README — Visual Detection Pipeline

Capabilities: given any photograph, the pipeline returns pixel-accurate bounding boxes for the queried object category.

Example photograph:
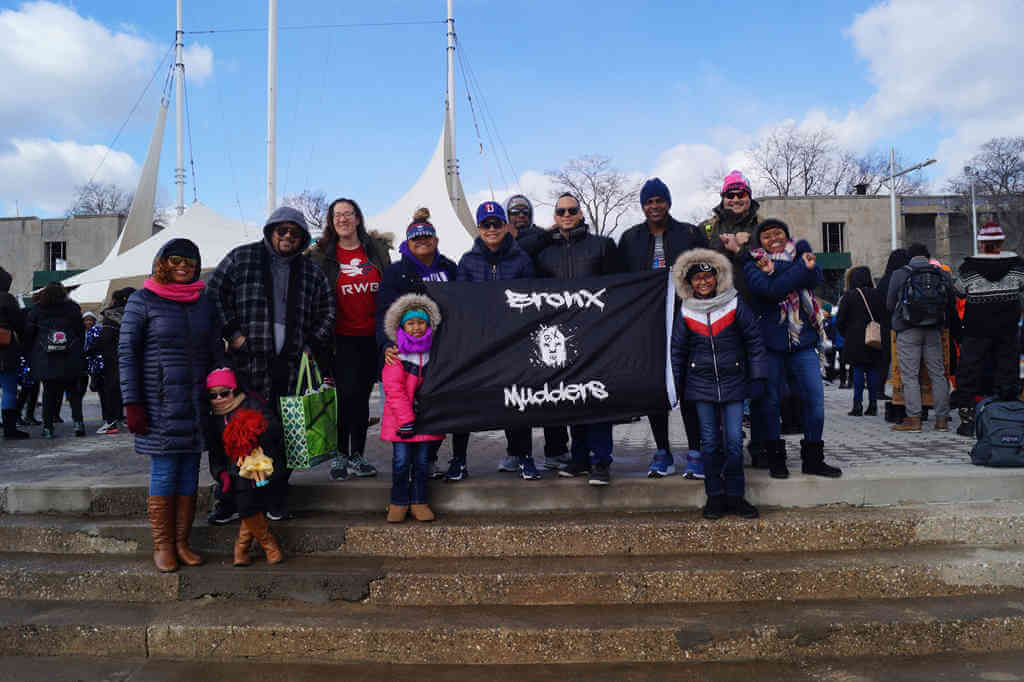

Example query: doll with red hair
[204,367,285,566]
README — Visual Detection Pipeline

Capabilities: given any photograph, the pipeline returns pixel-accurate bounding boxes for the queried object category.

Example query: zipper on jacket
[707,312,722,401]
[490,263,497,281]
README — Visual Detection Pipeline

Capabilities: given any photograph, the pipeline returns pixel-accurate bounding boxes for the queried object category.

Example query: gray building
[0,213,127,299]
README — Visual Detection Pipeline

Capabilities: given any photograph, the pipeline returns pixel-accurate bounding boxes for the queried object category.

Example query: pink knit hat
[721,170,751,195]
[978,222,1006,241]
[206,367,238,390]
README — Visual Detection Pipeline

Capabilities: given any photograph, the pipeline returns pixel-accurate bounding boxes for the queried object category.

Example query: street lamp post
[965,166,978,256]
[888,147,937,249]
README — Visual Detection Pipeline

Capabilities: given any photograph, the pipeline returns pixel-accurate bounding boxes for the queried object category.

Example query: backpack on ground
[899,266,948,327]
[970,398,1024,467]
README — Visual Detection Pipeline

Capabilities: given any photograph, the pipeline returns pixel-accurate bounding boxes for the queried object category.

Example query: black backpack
[899,266,948,327]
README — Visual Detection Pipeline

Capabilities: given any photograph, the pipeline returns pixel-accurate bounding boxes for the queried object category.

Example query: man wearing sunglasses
[618,178,708,479]
[699,171,760,283]
[534,193,623,485]
[207,206,335,521]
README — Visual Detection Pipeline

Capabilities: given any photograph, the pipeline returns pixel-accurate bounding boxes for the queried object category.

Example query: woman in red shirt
[309,198,392,481]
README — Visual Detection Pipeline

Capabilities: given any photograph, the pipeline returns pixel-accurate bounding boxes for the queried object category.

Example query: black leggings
[647,412,671,453]
[17,382,39,417]
[42,379,82,427]
[333,335,378,457]
[681,401,701,452]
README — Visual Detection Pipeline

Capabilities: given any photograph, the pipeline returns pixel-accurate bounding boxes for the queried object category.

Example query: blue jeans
[149,453,201,496]
[695,401,745,498]
[392,441,430,506]
[851,365,878,406]
[0,371,16,410]
[764,347,825,442]
[569,422,614,467]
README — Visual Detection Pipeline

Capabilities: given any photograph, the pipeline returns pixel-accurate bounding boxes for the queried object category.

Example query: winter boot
[147,496,178,573]
[935,417,950,431]
[864,401,878,416]
[800,440,842,478]
[387,504,408,523]
[247,513,283,564]
[768,439,789,479]
[410,504,436,522]
[2,409,29,439]
[173,495,204,566]
[748,440,768,469]
[891,416,922,432]
[233,519,255,566]
[957,407,975,437]
[848,403,863,417]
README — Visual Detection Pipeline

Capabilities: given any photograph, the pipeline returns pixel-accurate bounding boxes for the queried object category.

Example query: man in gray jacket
[885,243,958,432]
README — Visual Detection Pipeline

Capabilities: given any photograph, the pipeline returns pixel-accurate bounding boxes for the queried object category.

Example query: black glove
[397,422,416,439]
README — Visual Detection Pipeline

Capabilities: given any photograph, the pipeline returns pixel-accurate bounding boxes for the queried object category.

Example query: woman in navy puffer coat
[671,249,766,520]
[119,238,222,573]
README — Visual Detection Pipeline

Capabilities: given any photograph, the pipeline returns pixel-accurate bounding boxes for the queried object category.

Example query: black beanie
[684,262,715,282]
[162,239,200,261]
[753,219,791,246]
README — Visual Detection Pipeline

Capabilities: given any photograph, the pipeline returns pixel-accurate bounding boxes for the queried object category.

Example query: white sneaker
[497,454,519,472]
[96,420,120,435]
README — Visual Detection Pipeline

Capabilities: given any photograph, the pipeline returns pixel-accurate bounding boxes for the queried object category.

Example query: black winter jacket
[618,216,707,273]
[836,267,887,366]
[0,284,24,374]
[205,394,287,492]
[119,284,222,457]
[457,234,535,282]
[23,299,85,382]
[376,251,458,356]
[534,224,623,279]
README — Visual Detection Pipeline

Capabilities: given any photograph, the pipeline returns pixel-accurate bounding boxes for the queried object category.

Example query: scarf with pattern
[752,240,823,347]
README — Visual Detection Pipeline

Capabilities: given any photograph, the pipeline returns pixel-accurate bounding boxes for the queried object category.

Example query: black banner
[416,270,676,433]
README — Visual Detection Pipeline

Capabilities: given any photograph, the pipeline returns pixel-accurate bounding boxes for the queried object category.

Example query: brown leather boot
[233,518,254,567]
[147,496,178,573]
[387,504,408,523]
[174,495,204,566]
[891,416,922,432]
[410,504,435,522]
[935,417,949,431]
[248,513,283,564]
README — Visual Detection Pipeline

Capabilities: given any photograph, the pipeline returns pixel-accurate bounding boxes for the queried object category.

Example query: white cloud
[184,43,214,85]
[0,138,140,215]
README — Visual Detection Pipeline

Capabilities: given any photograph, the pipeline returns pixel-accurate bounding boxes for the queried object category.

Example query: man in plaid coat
[207,206,335,521]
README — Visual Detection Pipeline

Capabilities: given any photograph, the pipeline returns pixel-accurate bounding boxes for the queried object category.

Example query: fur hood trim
[672,248,734,301]
[369,229,396,250]
[384,293,442,342]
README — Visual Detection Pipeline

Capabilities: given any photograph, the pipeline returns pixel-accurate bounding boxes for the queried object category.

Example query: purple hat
[476,201,506,225]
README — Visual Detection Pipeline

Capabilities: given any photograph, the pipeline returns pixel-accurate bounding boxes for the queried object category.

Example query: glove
[124,403,149,435]
[749,379,766,401]
[397,422,416,439]
[218,471,231,494]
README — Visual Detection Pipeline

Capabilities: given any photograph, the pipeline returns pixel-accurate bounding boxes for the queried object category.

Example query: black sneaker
[726,496,759,519]
[703,495,726,520]
[265,509,293,521]
[557,461,590,478]
[445,459,468,482]
[207,502,240,525]
[587,463,610,486]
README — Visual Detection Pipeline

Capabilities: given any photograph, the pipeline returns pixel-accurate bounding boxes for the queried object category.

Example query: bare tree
[66,181,133,216]
[749,124,802,196]
[546,155,641,237]
[946,136,1024,251]
[282,189,328,233]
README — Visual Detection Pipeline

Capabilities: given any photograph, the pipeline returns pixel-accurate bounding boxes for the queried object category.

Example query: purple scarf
[400,242,449,282]
[397,327,433,353]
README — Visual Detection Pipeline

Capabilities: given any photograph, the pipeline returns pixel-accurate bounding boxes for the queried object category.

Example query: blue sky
[1,0,1020,228]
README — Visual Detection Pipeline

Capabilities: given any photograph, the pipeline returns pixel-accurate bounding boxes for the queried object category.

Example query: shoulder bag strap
[856,287,875,322]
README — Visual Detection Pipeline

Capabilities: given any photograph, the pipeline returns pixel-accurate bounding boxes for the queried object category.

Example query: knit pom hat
[406,207,437,240]
[721,170,751,195]
[206,367,238,390]
[640,178,671,206]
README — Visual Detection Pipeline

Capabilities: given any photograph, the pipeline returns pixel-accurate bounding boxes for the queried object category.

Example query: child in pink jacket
[381,293,444,523]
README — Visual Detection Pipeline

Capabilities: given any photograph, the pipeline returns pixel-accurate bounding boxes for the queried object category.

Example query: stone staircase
[2,491,1024,678]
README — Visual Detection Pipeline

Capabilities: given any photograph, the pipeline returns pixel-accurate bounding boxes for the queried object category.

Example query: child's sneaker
[497,454,519,472]
[345,452,377,477]
[329,456,350,481]
[682,451,705,480]
[429,458,446,479]
[519,457,543,480]
[646,449,675,477]
[587,463,611,486]
[445,459,468,482]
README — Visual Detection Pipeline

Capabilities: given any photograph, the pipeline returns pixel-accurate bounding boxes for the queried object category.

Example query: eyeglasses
[723,191,748,200]
[555,207,580,216]
[274,225,303,238]
[167,255,197,268]
[334,210,356,219]
[508,209,529,217]
[207,389,233,400]
[478,221,504,231]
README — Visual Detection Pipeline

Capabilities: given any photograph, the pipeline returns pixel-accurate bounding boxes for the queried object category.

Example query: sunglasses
[507,209,529,217]
[167,255,197,268]
[555,207,580,216]
[274,225,303,238]
[723,191,748,200]
[207,389,233,400]
[478,221,504,231]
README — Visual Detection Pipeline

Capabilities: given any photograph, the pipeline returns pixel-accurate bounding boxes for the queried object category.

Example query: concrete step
[10,651,1024,682]
[2,502,1023,558]
[2,594,1024,664]
[3,545,1024,606]
[4,462,1023,515]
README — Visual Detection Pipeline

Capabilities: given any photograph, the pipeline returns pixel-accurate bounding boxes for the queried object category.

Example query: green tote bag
[280,353,338,469]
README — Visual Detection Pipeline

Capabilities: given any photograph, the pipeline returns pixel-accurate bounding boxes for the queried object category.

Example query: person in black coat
[875,248,910,395]
[22,281,85,438]
[92,287,134,433]
[618,178,708,478]
[671,248,766,520]
[837,266,887,416]
[119,238,222,573]
[0,266,28,439]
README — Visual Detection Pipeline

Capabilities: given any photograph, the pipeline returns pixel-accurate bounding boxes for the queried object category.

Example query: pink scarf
[143,278,205,302]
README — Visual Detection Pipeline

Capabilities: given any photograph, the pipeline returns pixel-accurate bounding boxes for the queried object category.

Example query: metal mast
[174,0,185,215]
[445,0,457,194]
[266,0,278,215]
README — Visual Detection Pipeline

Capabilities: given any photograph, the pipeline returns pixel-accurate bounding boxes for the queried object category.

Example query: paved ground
[0,379,974,486]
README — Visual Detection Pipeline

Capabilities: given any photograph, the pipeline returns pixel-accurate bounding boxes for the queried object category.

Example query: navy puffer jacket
[740,240,823,353]
[456,233,535,282]
[119,239,222,456]
[671,249,767,403]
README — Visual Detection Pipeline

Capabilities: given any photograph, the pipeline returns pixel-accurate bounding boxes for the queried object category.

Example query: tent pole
[266,0,278,216]
[174,0,185,215]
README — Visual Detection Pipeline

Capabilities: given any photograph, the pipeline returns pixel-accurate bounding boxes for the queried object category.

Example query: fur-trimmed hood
[672,248,733,301]
[384,293,442,342]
